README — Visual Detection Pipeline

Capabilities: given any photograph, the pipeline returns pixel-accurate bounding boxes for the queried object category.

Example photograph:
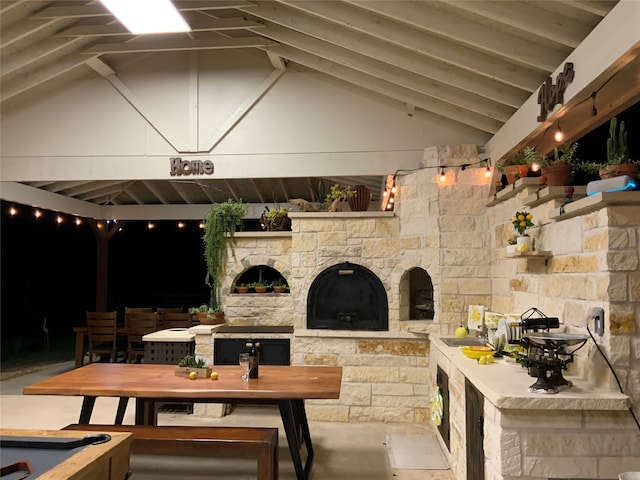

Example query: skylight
[99,0,191,35]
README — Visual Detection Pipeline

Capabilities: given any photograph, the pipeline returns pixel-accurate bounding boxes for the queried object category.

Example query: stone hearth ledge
[294,328,429,339]
[431,335,629,411]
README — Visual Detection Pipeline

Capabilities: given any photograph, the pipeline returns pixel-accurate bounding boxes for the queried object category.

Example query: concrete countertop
[143,328,195,342]
[431,335,630,411]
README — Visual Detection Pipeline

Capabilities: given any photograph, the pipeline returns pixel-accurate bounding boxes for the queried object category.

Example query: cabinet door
[465,378,485,480]
[436,366,450,451]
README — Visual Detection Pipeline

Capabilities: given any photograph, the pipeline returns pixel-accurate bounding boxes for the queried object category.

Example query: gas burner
[523,332,588,394]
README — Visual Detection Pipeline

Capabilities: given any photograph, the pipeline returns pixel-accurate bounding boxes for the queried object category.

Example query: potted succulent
[324,184,355,211]
[498,148,532,184]
[577,117,639,180]
[234,283,249,294]
[251,269,269,293]
[272,278,288,294]
[538,142,578,186]
[175,355,212,378]
[202,198,248,317]
[260,207,291,231]
[511,210,534,252]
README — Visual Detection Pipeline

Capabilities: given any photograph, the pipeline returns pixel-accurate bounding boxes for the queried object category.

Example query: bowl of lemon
[461,345,495,360]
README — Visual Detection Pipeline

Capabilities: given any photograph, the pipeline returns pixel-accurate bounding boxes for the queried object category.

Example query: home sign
[537,62,575,122]
[170,157,214,176]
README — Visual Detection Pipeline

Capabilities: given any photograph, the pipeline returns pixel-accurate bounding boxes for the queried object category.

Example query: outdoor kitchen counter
[431,335,630,410]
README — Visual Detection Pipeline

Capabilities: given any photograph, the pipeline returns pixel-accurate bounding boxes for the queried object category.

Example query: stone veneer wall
[487,186,640,412]
[193,143,638,428]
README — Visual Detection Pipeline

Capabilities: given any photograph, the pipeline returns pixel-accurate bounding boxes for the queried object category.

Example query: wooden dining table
[23,363,343,480]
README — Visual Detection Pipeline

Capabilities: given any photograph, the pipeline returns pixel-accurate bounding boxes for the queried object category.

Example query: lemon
[455,326,468,338]
[485,355,495,364]
[188,371,198,380]
[478,356,488,365]
[210,372,218,380]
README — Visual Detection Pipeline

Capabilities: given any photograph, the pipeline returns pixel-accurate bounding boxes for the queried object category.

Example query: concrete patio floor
[0,362,454,479]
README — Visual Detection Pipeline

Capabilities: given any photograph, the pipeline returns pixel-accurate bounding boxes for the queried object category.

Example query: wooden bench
[63,424,278,480]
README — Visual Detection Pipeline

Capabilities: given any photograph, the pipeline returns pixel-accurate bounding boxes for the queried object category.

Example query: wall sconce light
[554,121,564,142]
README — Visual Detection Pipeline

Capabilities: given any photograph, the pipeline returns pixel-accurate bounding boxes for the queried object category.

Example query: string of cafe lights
[5,204,205,231]
[383,158,493,211]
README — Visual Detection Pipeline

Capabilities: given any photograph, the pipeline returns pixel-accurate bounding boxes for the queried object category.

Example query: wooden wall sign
[537,62,575,122]
[169,157,214,176]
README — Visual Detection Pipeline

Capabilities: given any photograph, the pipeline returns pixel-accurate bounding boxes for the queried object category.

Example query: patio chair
[86,311,121,363]
[126,312,159,363]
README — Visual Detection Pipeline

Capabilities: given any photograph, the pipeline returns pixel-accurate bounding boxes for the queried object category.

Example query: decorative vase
[541,164,572,186]
[348,185,372,212]
[599,164,638,179]
[504,165,529,184]
[516,236,533,253]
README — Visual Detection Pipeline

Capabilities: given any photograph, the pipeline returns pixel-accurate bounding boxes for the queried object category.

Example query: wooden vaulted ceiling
[0,0,633,212]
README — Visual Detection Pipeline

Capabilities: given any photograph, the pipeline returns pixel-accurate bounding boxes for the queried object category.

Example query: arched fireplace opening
[307,262,388,331]
[401,267,434,320]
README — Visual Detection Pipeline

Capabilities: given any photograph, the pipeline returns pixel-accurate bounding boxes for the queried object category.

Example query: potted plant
[234,283,249,294]
[538,142,578,186]
[577,117,639,180]
[324,184,355,211]
[251,269,269,293]
[272,278,288,294]
[189,304,209,323]
[175,355,212,378]
[511,210,534,252]
[260,207,291,231]
[202,198,248,317]
[498,148,532,184]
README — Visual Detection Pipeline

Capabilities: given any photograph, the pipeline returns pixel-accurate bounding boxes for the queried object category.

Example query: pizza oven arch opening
[306,262,388,331]
[399,267,434,320]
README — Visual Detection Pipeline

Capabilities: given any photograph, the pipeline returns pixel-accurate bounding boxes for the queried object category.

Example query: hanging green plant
[203,199,248,311]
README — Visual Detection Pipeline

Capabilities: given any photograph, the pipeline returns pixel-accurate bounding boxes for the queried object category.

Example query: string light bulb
[56,215,63,224]
[9,206,17,216]
[34,209,42,219]
[75,217,82,226]
[439,168,446,182]
[177,221,185,229]
[147,222,155,230]
[554,121,564,142]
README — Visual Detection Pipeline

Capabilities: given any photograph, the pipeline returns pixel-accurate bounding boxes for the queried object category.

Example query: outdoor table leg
[279,400,313,480]
[135,398,157,426]
[79,396,96,424]
[115,397,128,425]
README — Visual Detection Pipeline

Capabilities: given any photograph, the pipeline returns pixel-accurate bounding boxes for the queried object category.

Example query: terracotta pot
[540,164,572,186]
[599,163,638,179]
[504,165,529,184]
[236,286,249,294]
[348,185,372,211]
[254,286,267,293]
[273,286,285,293]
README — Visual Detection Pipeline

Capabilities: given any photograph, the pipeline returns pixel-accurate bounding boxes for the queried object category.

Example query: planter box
[175,366,212,378]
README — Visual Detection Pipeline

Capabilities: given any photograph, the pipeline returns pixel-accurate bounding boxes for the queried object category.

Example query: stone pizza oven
[306,262,388,331]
